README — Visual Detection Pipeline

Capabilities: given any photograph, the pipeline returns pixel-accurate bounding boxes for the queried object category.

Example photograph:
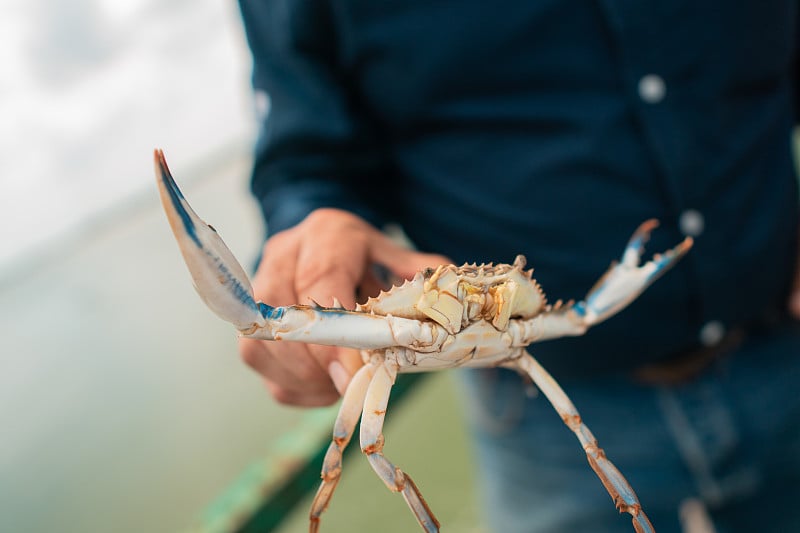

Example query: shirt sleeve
[238,0,394,236]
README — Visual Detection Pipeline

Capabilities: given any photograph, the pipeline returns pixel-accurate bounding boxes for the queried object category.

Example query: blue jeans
[458,322,800,533]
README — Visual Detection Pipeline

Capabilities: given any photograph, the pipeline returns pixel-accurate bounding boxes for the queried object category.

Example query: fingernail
[328,361,351,396]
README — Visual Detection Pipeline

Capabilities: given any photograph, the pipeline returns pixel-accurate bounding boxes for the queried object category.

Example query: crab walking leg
[309,360,379,532]
[509,353,655,533]
[360,360,440,533]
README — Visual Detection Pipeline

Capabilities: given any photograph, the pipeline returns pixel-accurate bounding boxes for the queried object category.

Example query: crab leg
[507,353,654,533]
[310,360,379,532]
[360,360,440,533]
[155,149,449,351]
[512,220,693,343]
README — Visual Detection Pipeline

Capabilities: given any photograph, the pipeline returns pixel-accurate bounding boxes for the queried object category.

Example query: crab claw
[576,219,693,325]
[154,149,266,332]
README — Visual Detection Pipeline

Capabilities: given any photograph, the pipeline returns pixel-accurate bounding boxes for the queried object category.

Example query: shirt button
[254,89,270,121]
[699,321,725,347]
[638,74,666,103]
[679,209,705,237]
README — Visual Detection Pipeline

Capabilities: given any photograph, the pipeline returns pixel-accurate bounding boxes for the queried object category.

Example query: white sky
[0,0,257,271]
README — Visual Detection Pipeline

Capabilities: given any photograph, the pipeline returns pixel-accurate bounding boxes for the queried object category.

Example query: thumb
[328,348,364,395]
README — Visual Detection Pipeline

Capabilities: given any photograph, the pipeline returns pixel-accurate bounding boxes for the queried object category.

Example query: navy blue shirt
[238,0,799,376]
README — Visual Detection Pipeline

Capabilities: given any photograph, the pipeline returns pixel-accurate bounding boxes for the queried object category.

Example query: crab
[154,149,692,533]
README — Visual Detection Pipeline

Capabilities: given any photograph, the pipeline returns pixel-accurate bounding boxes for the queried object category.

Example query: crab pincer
[155,149,266,331]
[154,149,432,349]
[577,219,693,326]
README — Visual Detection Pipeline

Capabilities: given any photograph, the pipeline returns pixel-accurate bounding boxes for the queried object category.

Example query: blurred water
[0,2,271,531]
[0,4,482,532]
[0,149,301,532]
[0,0,256,275]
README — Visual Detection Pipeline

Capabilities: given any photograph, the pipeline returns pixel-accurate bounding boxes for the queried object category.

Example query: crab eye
[422,267,435,278]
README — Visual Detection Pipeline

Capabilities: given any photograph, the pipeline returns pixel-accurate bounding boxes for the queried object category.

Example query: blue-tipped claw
[582,220,693,324]
[621,219,659,267]
[154,149,267,331]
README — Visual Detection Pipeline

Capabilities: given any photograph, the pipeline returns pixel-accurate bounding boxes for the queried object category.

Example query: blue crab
[155,149,692,533]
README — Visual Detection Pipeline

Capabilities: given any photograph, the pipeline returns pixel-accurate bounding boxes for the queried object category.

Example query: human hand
[239,208,450,406]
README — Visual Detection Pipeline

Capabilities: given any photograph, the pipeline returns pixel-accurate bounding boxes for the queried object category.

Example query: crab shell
[357,255,546,335]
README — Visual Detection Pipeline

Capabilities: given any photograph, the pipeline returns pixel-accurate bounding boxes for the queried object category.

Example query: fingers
[369,230,451,280]
[239,210,374,406]
[293,210,369,309]
[240,337,340,406]
[290,214,370,401]
[240,222,345,406]
[329,349,365,395]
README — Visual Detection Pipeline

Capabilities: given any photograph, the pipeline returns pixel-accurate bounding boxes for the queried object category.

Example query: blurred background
[0,1,479,532]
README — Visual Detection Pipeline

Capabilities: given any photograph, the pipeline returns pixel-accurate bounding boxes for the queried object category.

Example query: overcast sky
[0,0,257,270]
